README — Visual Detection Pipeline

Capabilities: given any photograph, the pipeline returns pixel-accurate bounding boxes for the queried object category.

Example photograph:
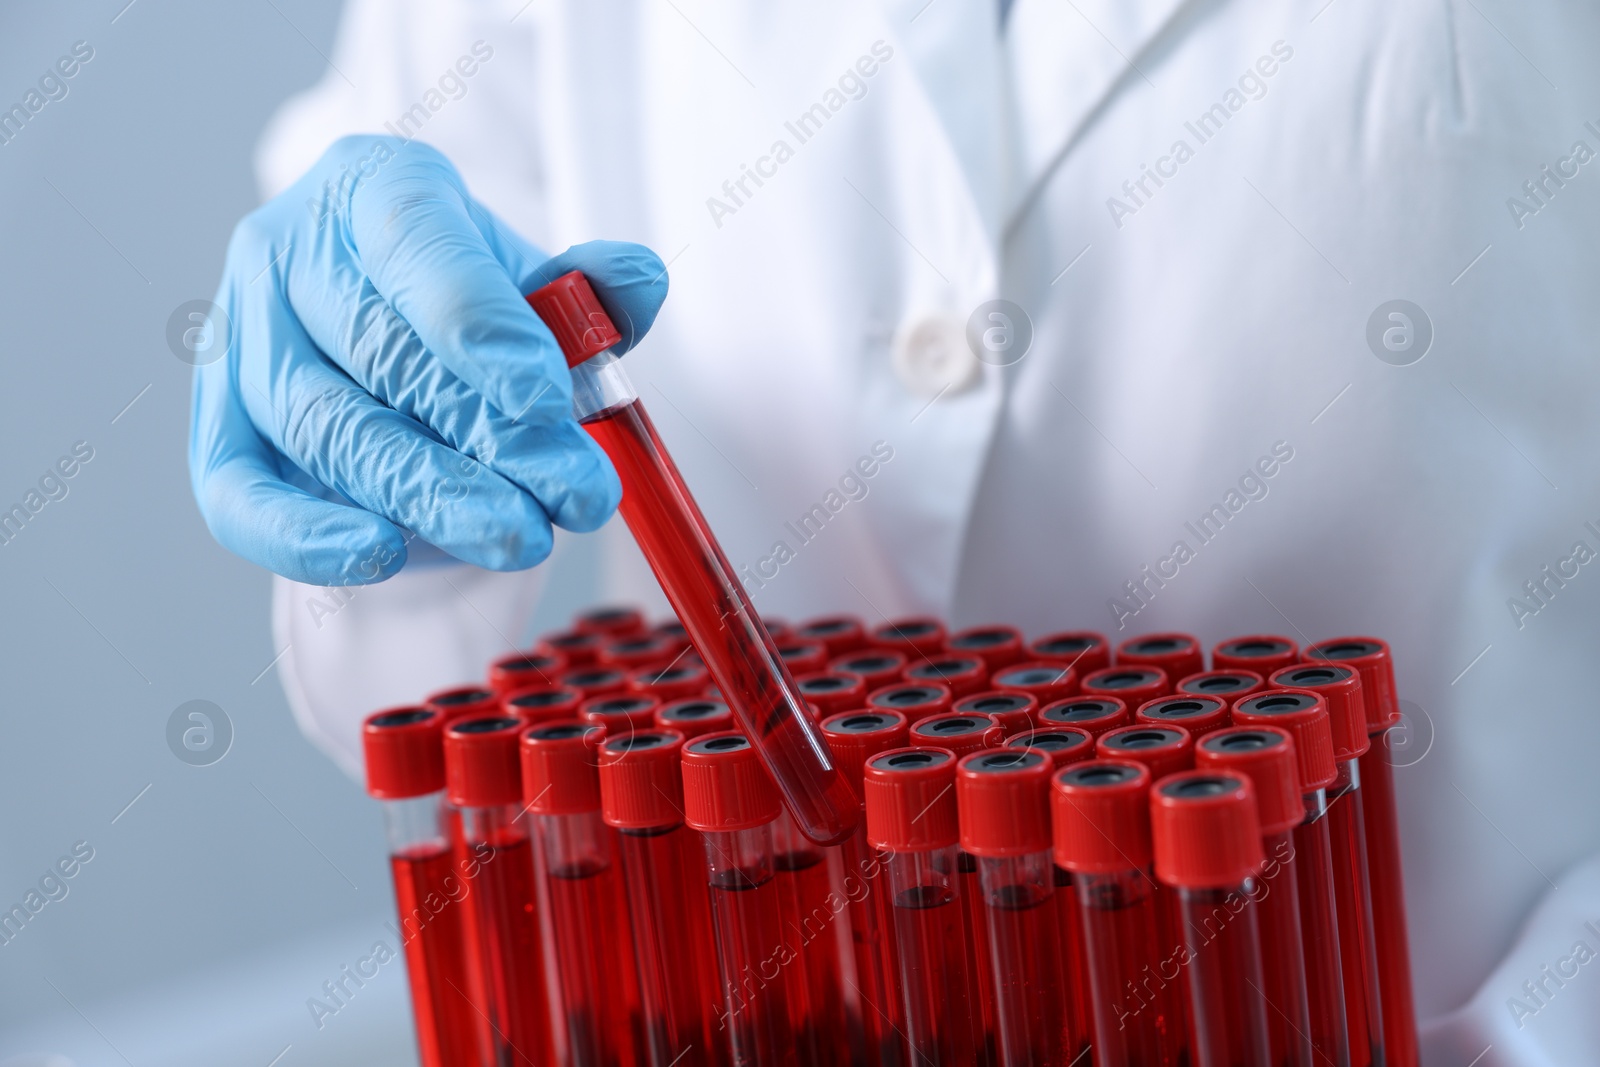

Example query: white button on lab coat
[257,2,1600,1062]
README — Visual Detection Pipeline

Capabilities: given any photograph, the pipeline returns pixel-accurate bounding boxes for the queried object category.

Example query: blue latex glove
[188,136,668,585]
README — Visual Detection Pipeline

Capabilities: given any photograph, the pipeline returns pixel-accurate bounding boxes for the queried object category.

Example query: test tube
[872,617,949,656]
[426,685,501,723]
[946,625,1027,671]
[991,661,1078,707]
[830,650,911,690]
[489,651,566,697]
[955,691,1039,738]
[680,732,795,1066]
[1236,687,1379,1067]
[521,721,642,1067]
[442,715,557,1067]
[628,662,708,702]
[542,628,605,667]
[1051,760,1181,1067]
[576,605,647,637]
[529,273,857,846]
[1115,633,1203,681]
[864,747,979,1065]
[796,672,869,719]
[362,707,485,1067]
[1097,725,1195,780]
[1150,771,1272,1067]
[655,697,734,741]
[1196,727,1315,1067]
[1027,631,1111,675]
[905,655,991,699]
[1081,666,1170,704]
[795,614,869,657]
[1037,696,1130,741]
[1136,694,1231,737]
[957,749,1075,1066]
[1177,669,1265,701]
[868,682,954,725]
[821,710,912,1067]
[1305,638,1417,1067]
[769,807,851,1066]
[1212,635,1299,675]
[579,693,663,737]
[503,684,584,724]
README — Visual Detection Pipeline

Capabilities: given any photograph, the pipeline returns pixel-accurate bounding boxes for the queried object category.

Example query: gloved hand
[188,136,668,586]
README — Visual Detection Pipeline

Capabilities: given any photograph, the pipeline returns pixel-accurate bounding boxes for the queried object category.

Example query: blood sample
[947,625,1027,671]
[821,711,912,1067]
[442,715,557,1067]
[1097,725,1195,780]
[1212,635,1299,675]
[1005,728,1094,770]
[864,747,980,1065]
[1027,631,1111,675]
[1037,697,1130,741]
[489,651,566,697]
[1305,638,1417,1067]
[1116,633,1203,682]
[543,628,605,667]
[1178,669,1265,700]
[991,661,1077,706]
[770,806,850,1066]
[957,749,1075,1066]
[955,691,1039,738]
[503,684,585,724]
[867,682,954,725]
[871,616,949,657]
[795,672,869,719]
[1136,694,1231,737]
[795,615,869,656]
[425,685,500,723]
[362,707,485,1067]
[1081,666,1170,704]
[1052,760,1182,1067]
[680,732,797,1065]
[905,655,991,699]
[561,666,631,699]
[521,721,642,1067]
[1150,771,1272,1067]
[830,650,911,690]
[775,640,829,676]
[1196,728,1315,1067]
[598,729,721,1067]
[655,697,734,741]
[579,693,663,737]
[628,662,709,702]
[530,272,858,847]
[577,605,648,638]
[1236,687,1378,1067]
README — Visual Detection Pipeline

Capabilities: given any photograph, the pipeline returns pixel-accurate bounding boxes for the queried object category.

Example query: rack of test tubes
[363,613,1419,1067]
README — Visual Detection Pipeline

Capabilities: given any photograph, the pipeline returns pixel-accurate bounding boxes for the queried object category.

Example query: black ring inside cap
[689,734,749,754]
[911,658,980,676]
[1038,635,1098,652]
[1145,698,1219,719]
[963,694,1031,713]
[453,715,522,734]
[968,750,1043,773]
[952,628,1010,647]
[605,731,671,752]
[1089,670,1158,689]
[800,676,850,692]
[1128,636,1190,653]
[1279,665,1350,686]
[873,749,951,769]
[510,688,577,708]
[1311,640,1381,659]
[1011,730,1087,751]
[916,716,985,736]
[431,688,493,706]
[594,697,653,714]
[801,618,852,635]
[1042,700,1119,722]
[1221,638,1290,655]
[882,621,938,637]
[1105,727,1181,749]
[530,722,591,740]
[875,686,941,706]
[662,700,725,720]
[841,655,896,671]
[1061,763,1138,787]
[567,669,623,685]
[1243,692,1316,714]
[370,708,435,728]
[499,655,553,671]
[999,667,1068,686]
[1202,729,1283,753]
[831,713,895,733]
[1161,774,1240,799]
[1183,674,1257,694]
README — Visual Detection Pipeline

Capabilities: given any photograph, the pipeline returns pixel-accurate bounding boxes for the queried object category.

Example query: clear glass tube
[770,812,849,1065]
[1074,867,1182,1067]
[1175,883,1272,1067]
[701,823,796,1066]
[978,851,1072,1066]
[1327,760,1384,1067]
[1295,790,1351,1067]
[1359,737,1418,1067]
[839,826,903,1067]
[886,845,978,1065]
[1257,830,1313,1067]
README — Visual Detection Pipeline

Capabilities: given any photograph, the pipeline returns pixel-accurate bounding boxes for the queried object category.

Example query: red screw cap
[1232,690,1337,792]
[954,691,1039,738]
[946,625,1026,671]
[521,720,604,815]
[864,747,960,852]
[575,605,646,637]
[795,672,869,719]
[654,698,733,741]
[1052,760,1154,873]
[598,729,687,830]
[910,711,1005,759]
[1304,637,1401,732]
[579,693,662,735]
[598,633,678,672]
[1212,634,1299,675]
[1097,725,1195,782]
[867,682,953,725]
[1177,670,1264,700]
[443,715,527,808]
[1269,664,1370,761]
[526,270,623,368]
[1196,727,1303,836]
[488,651,565,697]
[904,656,990,699]
[1028,631,1110,674]
[794,614,868,656]
[957,749,1055,857]
[776,640,828,676]
[829,650,910,689]
[425,685,500,724]
[627,662,708,702]
[1151,771,1265,889]
[1006,728,1094,770]
[1116,633,1203,681]
[502,684,584,725]
[363,707,445,799]
[681,732,781,832]
[1136,694,1230,736]
[992,661,1078,705]
[1081,666,1170,705]
[539,628,603,667]
[871,616,948,655]
[821,710,911,792]
[1038,697,1130,740]
[560,666,630,698]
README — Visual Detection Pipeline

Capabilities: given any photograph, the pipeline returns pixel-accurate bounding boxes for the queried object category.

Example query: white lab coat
[258,1,1600,1062]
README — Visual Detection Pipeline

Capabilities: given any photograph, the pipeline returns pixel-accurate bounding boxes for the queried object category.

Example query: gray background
[0,3,597,1063]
